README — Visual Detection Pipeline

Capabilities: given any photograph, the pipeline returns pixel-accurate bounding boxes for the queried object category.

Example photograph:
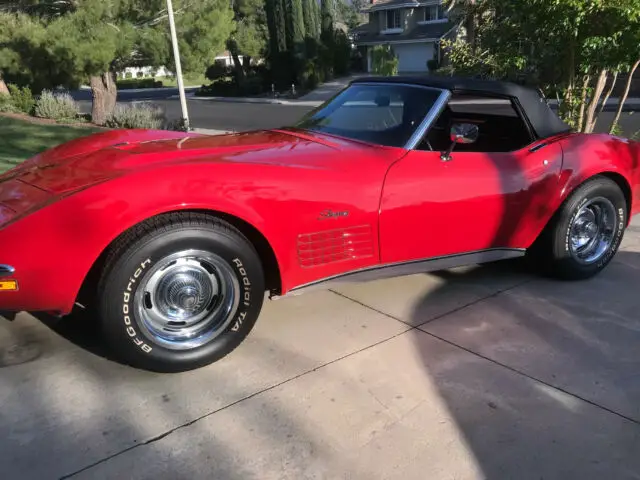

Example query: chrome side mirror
[441,122,479,161]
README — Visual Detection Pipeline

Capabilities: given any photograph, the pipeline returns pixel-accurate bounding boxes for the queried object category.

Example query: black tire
[97,212,265,373]
[529,176,627,280]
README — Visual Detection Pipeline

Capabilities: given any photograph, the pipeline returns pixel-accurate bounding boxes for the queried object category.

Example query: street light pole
[166,0,190,130]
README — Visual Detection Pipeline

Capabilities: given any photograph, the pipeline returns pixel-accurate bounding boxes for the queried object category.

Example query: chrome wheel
[568,197,617,264]
[134,250,240,350]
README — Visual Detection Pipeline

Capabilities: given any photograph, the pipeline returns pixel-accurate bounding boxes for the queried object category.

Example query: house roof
[352,21,455,45]
[364,0,419,10]
[363,0,444,12]
[350,75,572,139]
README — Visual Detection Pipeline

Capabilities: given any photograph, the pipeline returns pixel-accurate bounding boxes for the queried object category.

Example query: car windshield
[295,83,443,148]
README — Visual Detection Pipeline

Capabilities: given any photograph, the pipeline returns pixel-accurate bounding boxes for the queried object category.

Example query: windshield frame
[294,82,452,150]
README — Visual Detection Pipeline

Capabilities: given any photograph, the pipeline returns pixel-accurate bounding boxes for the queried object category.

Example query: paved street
[3,215,640,479]
[74,90,640,137]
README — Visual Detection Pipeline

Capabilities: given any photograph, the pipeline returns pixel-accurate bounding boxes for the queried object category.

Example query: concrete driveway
[3,217,640,479]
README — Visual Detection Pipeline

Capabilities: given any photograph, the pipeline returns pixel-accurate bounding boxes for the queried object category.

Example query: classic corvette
[1,76,639,372]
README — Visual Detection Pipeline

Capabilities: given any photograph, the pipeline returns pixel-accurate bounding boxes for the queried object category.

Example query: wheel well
[599,171,632,218]
[528,171,633,251]
[76,209,282,307]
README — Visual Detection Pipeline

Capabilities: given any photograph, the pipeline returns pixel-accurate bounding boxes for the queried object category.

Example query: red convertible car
[1,76,639,372]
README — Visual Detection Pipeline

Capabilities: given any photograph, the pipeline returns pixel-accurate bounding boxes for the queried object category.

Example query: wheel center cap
[181,294,197,309]
[585,222,598,236]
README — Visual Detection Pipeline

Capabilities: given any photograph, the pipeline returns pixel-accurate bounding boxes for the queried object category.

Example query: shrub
[164,117,189,131]
[125,72,133,79]
[0,93,16,113]
[205,62,233,81]
[117,78,163,89]
[105,103,164,129]
[300,60,321,91]
[371,45,398,76]
[7,84,35,114]
[196,76,265,97]
[34,90,80,121]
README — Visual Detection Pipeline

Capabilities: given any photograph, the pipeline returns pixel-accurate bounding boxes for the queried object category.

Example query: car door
[378,95,564,265]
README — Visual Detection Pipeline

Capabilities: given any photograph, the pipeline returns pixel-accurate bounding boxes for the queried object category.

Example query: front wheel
[530,176,627,280]
[97,213,265,372]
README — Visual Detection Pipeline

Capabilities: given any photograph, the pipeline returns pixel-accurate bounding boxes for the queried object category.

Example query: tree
[311,0,321,38]
[228,0,268,82]
[335,0,365,29]
[320,0,334,40]
[1,0,234,124]
[286,0,306,52]
[610,58,640,134]
[265,0,288,54]
[440,0,640,133]
[371,44,398,76]
[302,0,319,39]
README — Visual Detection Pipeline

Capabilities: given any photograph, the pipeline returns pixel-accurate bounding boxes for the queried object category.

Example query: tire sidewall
[555,179,627,275]
[100,227,264,371]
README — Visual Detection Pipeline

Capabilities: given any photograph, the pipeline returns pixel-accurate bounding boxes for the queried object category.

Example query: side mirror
[441,122,479,161]
[450,122,479,144]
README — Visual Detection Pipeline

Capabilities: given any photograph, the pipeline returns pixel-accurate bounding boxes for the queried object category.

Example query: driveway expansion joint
[330,281,640,428]
[58,322,413,478]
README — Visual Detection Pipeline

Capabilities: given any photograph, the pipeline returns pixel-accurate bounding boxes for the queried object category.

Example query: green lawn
[0,116,100,174]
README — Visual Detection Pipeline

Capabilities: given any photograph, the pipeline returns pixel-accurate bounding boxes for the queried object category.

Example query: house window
[386,10,401,29]
[422,4,446,22]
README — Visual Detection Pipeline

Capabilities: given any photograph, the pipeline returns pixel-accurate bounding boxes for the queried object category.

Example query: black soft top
[350,75,572,139]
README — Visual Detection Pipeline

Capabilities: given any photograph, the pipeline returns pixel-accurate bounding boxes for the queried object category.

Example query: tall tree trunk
[583,69,608,133]
[90,71,117,125]
[577,74,591,132]
[465,0,477,54]
[595,70,618,121]
[610,58,640,134]
[227,39,246,85]
[0,76,8,95]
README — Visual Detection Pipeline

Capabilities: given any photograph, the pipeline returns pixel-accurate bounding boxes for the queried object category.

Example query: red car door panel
[379,142,564,264]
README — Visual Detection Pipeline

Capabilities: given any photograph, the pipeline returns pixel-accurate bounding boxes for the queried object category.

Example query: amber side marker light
[0,280,18,291]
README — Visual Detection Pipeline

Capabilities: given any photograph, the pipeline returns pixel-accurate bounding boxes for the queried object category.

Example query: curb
[188,96,323,107]
[192,128,235,135]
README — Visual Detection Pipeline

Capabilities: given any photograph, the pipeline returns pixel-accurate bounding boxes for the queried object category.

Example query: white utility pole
[166,0,190,130]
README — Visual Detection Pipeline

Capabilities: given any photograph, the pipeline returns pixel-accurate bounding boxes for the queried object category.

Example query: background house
[351,0,458,74]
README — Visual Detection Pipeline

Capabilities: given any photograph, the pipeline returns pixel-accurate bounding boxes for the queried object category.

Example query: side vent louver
[297,225,374,268]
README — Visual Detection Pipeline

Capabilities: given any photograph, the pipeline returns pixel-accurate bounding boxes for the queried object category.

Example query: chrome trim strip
[0,265,15,277]
[404,88,452,150]
[280,248,525,298]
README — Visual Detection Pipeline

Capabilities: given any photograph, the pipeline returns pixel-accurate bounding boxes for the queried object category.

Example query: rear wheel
[530,176,627,280]
[98,212,265,372]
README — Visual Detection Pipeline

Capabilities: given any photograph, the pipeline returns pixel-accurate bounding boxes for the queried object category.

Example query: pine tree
[311,0,321,38]
[302,0,319,39]
[285,0,306,51]
[320,0,334,40]
[265,0,288,53]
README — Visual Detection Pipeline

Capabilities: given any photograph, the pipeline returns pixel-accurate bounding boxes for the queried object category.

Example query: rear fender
[555,134,639,221]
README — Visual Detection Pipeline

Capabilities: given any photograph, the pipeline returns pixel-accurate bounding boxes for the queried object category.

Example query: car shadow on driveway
[32,308,114,362]
[409,250,640,479]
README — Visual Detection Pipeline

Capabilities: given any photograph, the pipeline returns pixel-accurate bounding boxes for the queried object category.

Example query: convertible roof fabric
[351,75,572,139]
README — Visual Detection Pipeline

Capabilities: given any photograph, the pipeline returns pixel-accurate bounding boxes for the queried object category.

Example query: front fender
[0,162,279,314]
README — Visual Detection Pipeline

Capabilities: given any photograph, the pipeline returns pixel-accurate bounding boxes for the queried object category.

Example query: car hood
[2,128,367,195]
